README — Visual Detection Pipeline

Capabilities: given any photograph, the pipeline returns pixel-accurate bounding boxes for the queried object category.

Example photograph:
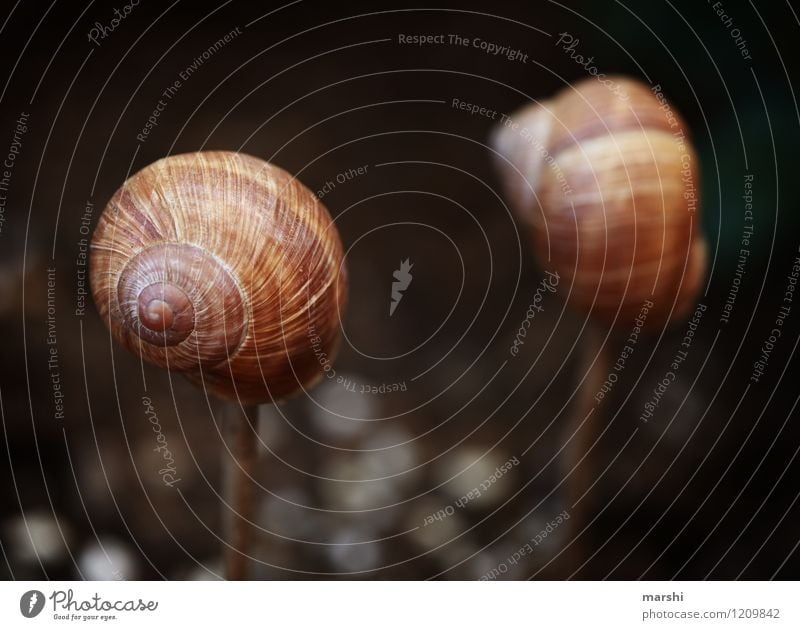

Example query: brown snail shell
[491,76,707,327]
[90,151,347,403]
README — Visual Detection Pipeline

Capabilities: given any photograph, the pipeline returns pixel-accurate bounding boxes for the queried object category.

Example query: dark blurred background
[1,0,799,579]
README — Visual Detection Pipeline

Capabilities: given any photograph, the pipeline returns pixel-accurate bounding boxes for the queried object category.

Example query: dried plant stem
[564,324,608,574]
[222,403,259,580]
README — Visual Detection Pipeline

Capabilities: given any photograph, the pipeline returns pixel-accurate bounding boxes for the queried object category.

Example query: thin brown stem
[564,324,608,576]
[222,403,259,581]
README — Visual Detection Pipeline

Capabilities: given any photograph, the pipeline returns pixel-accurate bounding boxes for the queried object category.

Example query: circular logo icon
[20,590,45,618]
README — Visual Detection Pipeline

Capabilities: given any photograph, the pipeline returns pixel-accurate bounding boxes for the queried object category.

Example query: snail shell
[491,77,706,327]
[90,151,347,403]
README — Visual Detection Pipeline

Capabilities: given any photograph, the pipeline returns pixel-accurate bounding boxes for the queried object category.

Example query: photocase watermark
[316,164,369,200]
[450,97,501,121]
[708,0,753,61]
[308,322,337,381]
[639,303,707,423]
[20,590,45,618]
[46,268,65,421]
[479,510,570,580]
[720,173,754,325]
[338,374,407,395]
[595,299,654,404]
[422,456,520,526]
[75,200,94,317]
[142,396,181,487]
[87,0,140,47]
[651,84,698,215]
[509,270,559,356]
[308,325,407,394]
[398,33,528,63]
[750,246,799,383]
[42,589,157,622]
[390,259,413,316]
[0,112,30,235]
[448,33,528,63]
[650,84,682,130]
[497,113,573,199]
[555,33,629,101]
[137,26,242,143]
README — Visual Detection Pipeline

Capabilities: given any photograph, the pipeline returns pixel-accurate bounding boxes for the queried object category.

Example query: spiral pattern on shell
[491,76,707,328]
[90,151,347,403]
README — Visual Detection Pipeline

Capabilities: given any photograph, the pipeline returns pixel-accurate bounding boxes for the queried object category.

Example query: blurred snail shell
[491,76,706,327]
[90,151,347,403]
